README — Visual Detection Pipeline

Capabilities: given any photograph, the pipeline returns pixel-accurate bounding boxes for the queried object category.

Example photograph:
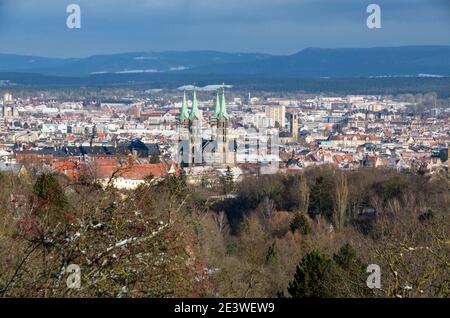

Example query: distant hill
[0,46,449,95]
[1,46,449,78]
[0,51,272,76]
[186,46,450,77]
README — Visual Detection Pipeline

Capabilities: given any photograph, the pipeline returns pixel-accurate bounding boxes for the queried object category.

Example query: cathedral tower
[188,90,203,166]
[215,89,231,166]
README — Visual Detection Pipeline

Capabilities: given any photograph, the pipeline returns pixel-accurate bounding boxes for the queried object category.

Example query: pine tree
[33,173,68,210]
[221,166,235,195]
[287,250,335,298]
[333,244,364,272]
[290,212,311,235]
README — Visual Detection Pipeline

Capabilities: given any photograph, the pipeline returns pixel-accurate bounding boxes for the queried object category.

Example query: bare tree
[333,172,349,230]
[297,174,310,214]
[213,211,230,237]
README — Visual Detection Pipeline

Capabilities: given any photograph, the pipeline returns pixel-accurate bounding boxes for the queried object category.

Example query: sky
[0,0,449,58]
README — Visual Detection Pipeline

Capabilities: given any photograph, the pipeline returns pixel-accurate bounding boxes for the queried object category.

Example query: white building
[265,105,286,128]
[2,93,13,103]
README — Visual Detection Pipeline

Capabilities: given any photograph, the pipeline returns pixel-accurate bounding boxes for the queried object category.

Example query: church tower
[177,91,190,167]
[211,91,221,140]
[188,90,203,166]
[289,113,299,142]
[177,88,235,168]
[179,91,189,125]
[214,89,231,166]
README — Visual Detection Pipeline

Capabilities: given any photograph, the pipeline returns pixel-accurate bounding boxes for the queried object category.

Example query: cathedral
[177,89,236,168]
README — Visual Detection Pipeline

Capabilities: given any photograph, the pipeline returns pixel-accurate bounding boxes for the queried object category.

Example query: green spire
[179,91,189,121]
[217,89,229,119]
[189,89,202,121]
[213,91,221,118]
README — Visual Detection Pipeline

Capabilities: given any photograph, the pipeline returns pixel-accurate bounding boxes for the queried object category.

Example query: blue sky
[0,0,448,57]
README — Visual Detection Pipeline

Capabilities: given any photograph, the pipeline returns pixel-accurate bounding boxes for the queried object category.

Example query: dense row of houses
[0,140,178,190]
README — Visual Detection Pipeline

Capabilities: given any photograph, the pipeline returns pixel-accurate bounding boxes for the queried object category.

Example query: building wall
[290,113,299,141]
[265,105,286,128]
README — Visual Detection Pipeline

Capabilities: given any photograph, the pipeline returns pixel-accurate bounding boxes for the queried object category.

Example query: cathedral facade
[177,90,236,168]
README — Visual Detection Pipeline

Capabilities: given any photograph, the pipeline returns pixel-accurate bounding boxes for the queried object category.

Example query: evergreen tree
[418,208,434,222]
[439,149,448,162]
[287,250,335,298]
[221,166,235,195]
[333,244,364,272]
[33,173,68,209]
[290,212,311,235]
[308,176,334,220]
[161,169,188,197]
[32,173,69,228]
[333,244,371,297]
[266,241,278,263]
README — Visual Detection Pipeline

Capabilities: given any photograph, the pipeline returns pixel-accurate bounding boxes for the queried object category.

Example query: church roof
[213,91,221,118]
[179,91,189,121]
[189,90,202,121]
[216,89,229,120]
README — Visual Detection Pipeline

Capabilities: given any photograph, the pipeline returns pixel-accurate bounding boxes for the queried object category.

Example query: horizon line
[1,44,449,60]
